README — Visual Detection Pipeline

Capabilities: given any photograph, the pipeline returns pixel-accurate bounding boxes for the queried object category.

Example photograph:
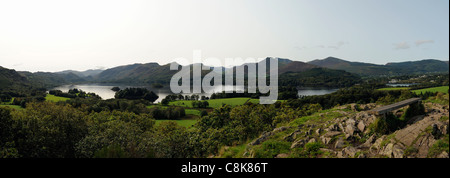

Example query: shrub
[254,140,291,158]
[304,142,324,157]
[370,113,402,135]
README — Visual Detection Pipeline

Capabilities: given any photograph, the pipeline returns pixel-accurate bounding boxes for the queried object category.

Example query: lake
[52,84,338,103]
[386,83,418,87]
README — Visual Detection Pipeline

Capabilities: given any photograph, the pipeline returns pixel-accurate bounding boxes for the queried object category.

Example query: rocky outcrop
[249,131,274,146]
[247,102,449,159]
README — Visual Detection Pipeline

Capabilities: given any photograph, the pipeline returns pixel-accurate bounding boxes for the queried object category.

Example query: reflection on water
[52,84,338,103]
[297,88,338,97]
[52,84,244,103]
[386,83,418,87]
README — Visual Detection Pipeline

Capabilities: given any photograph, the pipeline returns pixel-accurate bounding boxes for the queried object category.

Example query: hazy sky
[0,0,448,72]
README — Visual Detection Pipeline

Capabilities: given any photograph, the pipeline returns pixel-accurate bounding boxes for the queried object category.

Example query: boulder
[346,118,356,126]
[337,150,345,158]
[249,131,273,146]
[328,124,339,131]
[273,126,290,133]
[308,138,317,143]
[283,131,301,142]
[343,146,358,158]
[357,153,367,158]
[320,136,332,145]
[357,121,365,133]
[291,139,306,149]
[345,124,358,136]
[338,123,345,132]
[323,131,341,138]
[275,153,289,158]
[371,135,386,151]
[381,143,394,158]
[437,151,449,158]
[360,135,376,148]
[335,138,345,149]
[320,148,335,157]
[315,128,322,135]
[440,124,448,135]
[393,145,404,158]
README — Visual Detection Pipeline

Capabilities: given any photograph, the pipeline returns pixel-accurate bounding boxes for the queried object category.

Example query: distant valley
[1,57,449,96]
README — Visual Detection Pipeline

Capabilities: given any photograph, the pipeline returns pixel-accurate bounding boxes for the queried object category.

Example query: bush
[192,101,209,108]
[115,88,159,103]
[254,140,291,158]
[370,113,403,135]
[304,142,324,157]
[200,110,208,117]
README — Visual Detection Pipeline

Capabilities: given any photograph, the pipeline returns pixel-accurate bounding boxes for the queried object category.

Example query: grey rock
[249,131,273,146]
[275,153,289,158]
[323,131,341,138]
[357,121,365,133]
[338,123,345,132]
[337,150,345,158]
[360,135,376,148]
[308,138,317,143]
[273,126,290,133]
[345,124,358,136]
[315,128,322,135]
[346,118,356,126]
[357,153,367,158]
[335,138,345,149]
[320,136,332,145]
[393,145,404,158]
[291,139,306,149]
[437,151,449,158]
[381,143,394,158]
[328,124,339,131]
[343,146,358,158]
[371,135,386,151]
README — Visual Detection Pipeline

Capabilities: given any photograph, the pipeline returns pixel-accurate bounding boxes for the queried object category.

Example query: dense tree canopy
[115,88,159,103]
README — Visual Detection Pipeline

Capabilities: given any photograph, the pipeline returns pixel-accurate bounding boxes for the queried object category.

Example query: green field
[377,87,411,91]
[169,98,251,108]
[185,109,201,116]
[412,86,449,95]
[45,94,71,102]
[0,105,24,110]
[155,119,197,128]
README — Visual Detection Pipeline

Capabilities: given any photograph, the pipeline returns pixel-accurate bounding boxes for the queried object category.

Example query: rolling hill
[0,66,36,96]
[308,57,449,76]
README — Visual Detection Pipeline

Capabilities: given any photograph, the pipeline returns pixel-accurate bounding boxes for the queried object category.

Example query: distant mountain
[57,69,104,78]
[18,71,86,88]
[279,68,361,88]
[385,59,449,74]
[0,66,37,96]
[0,66,30,89]
[308,57,449,76]
[93,63,179,84]
[278,61,319,74]
[1,66,90,96]
[91,57,362,88]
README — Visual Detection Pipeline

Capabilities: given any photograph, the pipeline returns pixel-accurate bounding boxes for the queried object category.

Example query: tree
[0,108,13,145]
[161,98,170,106]
[115,88,159,103]
[111,87,121,92]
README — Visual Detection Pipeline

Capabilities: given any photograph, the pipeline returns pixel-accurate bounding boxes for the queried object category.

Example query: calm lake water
[52,84,338,103]
[386,83,418,87]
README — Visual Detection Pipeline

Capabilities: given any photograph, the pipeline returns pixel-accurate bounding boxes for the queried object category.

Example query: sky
[0,0,448,72]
